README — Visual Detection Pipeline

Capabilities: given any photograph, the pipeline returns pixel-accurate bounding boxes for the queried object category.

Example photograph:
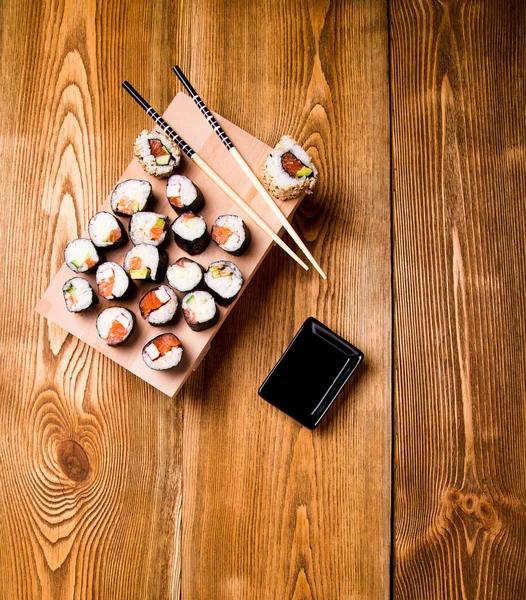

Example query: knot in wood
[57,440,90,483]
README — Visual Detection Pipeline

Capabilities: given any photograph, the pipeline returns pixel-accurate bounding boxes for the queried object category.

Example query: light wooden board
[35,92,302,397]
[391,0,526,597]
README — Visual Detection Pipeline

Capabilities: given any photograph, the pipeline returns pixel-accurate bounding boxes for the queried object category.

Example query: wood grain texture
[391,1,526,598]
[181,1,391,599]
[0,0,189,598]
[0,0,392,598]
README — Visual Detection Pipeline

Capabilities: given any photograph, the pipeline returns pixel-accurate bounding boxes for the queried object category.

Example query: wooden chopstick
[172,66,327,280]
[122,81,309,272]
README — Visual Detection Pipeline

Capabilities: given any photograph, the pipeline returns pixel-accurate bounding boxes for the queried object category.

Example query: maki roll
[139,284,178,326]
[129,212,169,246]
[172,212,209,255]
[166,257,205,293]
[134,129,181,178]
[65,238,103,274]
[204,260,244,306]
[123,244,167,282]
[260,136,318,202]
[182,291,219,332]
[111,179,152,217]
[166,174,204,214]
[88,211,128,249]
[96,262,131,301]
[96,307,135,346]
[211,214,251,256]
[142,333,183,371]
[62,277,97,313]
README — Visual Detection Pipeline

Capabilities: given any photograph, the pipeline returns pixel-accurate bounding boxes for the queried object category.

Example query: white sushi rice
[172,213,206,241]
[88,212,123,247]
[96,307,134,343]
[134,130,182,178]
[65,238,100,273]
[143,285,178,325]
[111,179,151,214]
[167,258,203,292]
[182,290,217,323]
[166,175,197,207]
[129,212,168,246]
[261,135,318,201]
[123,244,160,279]
[142,338,183,370]
[62,277,94,312]
[212,215,246,252]
[96,262,129,299]
[204,261,243,300]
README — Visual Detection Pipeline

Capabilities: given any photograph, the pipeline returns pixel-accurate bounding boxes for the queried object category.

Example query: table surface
[0,1,524,599]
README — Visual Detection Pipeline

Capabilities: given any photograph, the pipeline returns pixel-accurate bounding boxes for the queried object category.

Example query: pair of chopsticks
[122,69,326,279]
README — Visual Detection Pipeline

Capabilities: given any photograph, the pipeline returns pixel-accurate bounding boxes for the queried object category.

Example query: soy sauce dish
[258,317,363,429]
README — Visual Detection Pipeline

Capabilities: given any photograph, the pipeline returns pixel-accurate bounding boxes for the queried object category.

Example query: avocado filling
[130,267,151,280]
[210,264,232,278]
[281,151,313,178]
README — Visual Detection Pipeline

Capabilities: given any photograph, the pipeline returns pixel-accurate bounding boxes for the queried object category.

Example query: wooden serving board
[35,93,303,396]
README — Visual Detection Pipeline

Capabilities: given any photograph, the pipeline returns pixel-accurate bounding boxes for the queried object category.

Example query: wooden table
[0,1,524,598]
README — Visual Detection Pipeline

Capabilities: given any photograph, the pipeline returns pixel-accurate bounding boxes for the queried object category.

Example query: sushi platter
[35,92,308,396]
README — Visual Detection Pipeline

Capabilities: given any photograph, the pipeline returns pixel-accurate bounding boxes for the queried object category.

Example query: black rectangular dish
[258,317,363,429]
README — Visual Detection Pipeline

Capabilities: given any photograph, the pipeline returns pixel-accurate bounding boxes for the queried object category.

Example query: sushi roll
[260,136,318,202]
[139,284,178,326]
[129,212,169,246]
[134,129,182,178]
[64,238,103,274]
[142,333,183,371]
[88,211,128,250]
[96,307,135,346]
[166,257,205,293]
[182,291,219,332]
[166,174,205,214]
[62,277,97,313]
[96,262,131,301]
[111,179,152,217]
[204,260,244,306]
[123,244,167,282]
[172,212,209,255]
[211,214,251,256]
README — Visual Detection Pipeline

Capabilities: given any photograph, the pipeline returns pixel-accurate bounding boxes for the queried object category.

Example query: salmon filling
[281,152,307,177]
[183,308,197,323]
[169,194,183,207]
[108,228,121,243]
[150,225,165,241]
[128,256,143,271]
[98,273,115,298]
[211,226,234,246]
[107,320,128,345]
[149,139,169,158]
[116,196,139,215]
[85,257,97,270]
[140,290,169,317]
[150,335,181,359]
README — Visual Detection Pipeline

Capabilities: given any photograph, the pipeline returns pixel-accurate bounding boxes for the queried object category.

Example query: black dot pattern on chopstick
[192,94,234,150]
[146,108,195,158]
[122,81,196,158]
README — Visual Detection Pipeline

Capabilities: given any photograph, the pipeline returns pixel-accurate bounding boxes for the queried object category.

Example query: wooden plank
[0,1,190,597]
[180,1,392,598]
[391,0,526,597]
